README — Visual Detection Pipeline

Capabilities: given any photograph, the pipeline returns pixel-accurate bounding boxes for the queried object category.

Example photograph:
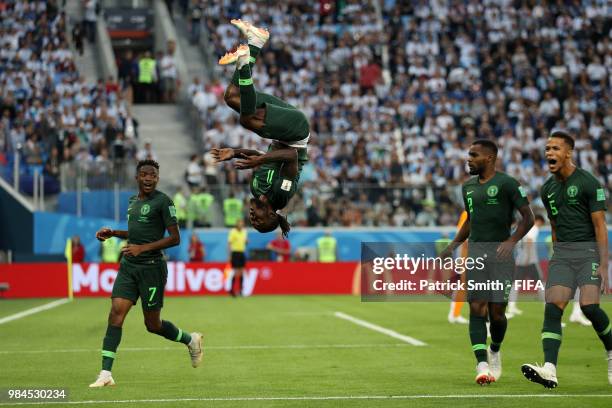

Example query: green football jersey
[541,168,606,242]
[250,146,307,210]
[462,171,529,242]
[125,190,177,263]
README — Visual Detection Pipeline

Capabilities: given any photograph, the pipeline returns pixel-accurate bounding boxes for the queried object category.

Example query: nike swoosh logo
[466,191,473,195]
[547,193,555,198]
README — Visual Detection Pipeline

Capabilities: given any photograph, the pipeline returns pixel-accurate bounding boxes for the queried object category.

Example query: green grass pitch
[0,296,611,407]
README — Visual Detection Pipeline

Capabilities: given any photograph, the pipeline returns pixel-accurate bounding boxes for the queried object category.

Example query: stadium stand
[182,0,610,227]
[0,0,139,195]
[2,0,608,228]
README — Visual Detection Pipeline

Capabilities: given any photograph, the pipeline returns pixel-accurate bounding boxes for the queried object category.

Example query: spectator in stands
[185,153,203,188]
[189,186,214,227]
[189,0,610,226]
[44,146,61,180]
[267,231,291,262]
[83,0,98,44]
[105,76,120,98]
[189,233,205,262]
[316,232,337,263]
[136,139,158,162]
[72,235,85,263]
[72,22,84,56]
[101,236,121,263]
[0,0,141,196]
[188,76,203,96]
[120,110,139,139]
[202,150,218,186]
[137,51,157,103]
[160,41,178,103]
[223,191,243,227]
[192,83,217,118]
[189,0,203,45]
[117,50,138,103]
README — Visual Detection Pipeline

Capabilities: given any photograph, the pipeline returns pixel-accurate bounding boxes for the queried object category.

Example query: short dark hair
[472,139,498,156]
[535,214,545,223]
[136,159,160,172]
[549,129,575,149]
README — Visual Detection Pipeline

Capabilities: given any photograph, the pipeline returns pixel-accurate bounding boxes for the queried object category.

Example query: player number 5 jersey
[540,168,606,242]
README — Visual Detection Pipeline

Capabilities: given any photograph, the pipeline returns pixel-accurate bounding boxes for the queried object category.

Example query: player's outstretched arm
[591,210,609,294]
[235,148,298,177]
[234,148,264,157]
[498,204,534,259]
[210,147,264,163]
[121,224,180,258]
[96,228,128,241]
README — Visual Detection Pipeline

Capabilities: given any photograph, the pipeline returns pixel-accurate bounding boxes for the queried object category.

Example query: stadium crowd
[185,0,611,227]
[0,0,141,192]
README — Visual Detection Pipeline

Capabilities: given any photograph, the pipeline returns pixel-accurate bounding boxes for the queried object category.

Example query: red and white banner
[0,262,357,298]
[0,263,68,298]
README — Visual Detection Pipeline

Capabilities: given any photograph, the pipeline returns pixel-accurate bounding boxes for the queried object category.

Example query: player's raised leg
[143,310,203,368]
[139,263,203,368]
[223,20,269,113]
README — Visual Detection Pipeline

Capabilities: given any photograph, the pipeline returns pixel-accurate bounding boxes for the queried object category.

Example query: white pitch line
[0,299,71,325]
[334,311,427,346]
[0,343,410,355]
[1,394,611,406]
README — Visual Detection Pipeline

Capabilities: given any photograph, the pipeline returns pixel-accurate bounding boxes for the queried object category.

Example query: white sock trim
[248,37,266,49]
[237,55,250,69]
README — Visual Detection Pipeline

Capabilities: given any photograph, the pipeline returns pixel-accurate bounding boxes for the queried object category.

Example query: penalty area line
[0,298,71,325]
[1,394,611,406]
[334,311,427,346]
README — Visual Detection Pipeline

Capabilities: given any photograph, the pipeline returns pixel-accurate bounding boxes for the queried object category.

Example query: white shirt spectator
[160,54,177,79]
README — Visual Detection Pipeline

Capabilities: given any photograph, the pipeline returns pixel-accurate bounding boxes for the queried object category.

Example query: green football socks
[157,320,192,345]
[239,64,256,116]
[101,325,122,371]
[469,315,488,363]
[231,45,261,86]
[581,304,612,350]
[489,313,507,353]
[542,303,563,365]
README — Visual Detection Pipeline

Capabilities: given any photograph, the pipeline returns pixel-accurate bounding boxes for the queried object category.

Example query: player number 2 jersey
[462,171,529,243]
[125,190,177,263]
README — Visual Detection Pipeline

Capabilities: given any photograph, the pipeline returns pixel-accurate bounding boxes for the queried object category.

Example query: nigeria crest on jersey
[486,185,499,205]
[567,185,579,205]
[141,204,151,215]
